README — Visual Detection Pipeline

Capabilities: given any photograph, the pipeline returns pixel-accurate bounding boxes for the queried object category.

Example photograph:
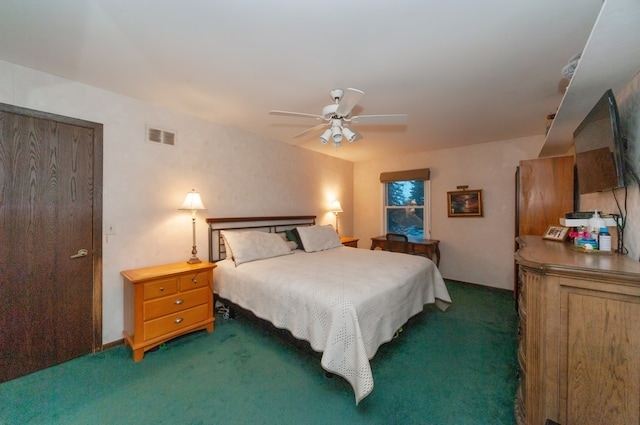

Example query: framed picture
[447,189,483,217]
[543,225,569,241]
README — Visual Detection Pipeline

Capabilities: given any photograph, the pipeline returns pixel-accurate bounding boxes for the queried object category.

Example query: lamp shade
[331,126,343,144]
[329,200,343,213]
[342,127,356,142]
[320,128,332,144]
[180,190,206,211]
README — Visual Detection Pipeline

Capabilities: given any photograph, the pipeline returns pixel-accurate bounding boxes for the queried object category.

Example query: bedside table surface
[340,236,359,248]
[121,261,215,283]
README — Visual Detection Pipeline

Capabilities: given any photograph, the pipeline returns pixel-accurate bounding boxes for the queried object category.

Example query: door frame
[1,102,103,352]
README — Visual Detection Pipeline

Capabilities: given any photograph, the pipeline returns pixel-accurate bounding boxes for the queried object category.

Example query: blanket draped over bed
[214,246,451,404]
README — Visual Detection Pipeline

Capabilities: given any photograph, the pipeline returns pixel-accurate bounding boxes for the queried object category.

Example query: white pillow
[221,230,293,266]
[296,224,342,253]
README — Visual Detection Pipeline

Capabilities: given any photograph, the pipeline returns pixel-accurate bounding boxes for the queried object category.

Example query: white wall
[6,55,637,345]
[354,136,544,290]
[0,60,354,344]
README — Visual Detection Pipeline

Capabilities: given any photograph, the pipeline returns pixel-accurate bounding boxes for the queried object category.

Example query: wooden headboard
[206,215,316,262]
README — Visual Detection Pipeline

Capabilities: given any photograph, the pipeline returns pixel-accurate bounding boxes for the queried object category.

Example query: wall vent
[146,125,176,146]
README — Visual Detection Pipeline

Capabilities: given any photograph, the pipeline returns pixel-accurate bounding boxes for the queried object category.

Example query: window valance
[379,168,430,183]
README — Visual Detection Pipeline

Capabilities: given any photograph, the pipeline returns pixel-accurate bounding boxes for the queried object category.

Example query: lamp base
[187,243,201,264]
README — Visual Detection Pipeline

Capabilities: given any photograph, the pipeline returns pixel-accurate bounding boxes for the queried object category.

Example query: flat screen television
[573,89,626,195]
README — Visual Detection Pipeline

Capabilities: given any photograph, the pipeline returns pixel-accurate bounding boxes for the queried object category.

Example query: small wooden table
[340,236,359,248]
[370,236,440,267]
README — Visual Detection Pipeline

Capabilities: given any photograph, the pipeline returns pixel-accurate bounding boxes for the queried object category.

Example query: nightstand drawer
[144,286,209,321]
[144,304,209,341]
[144,277,178,300]
[179,270,210,291]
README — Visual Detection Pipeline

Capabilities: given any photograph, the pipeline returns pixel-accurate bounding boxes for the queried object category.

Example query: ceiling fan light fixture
[342,127,356,142]
[269,88,407,149]
[320,128,332,144]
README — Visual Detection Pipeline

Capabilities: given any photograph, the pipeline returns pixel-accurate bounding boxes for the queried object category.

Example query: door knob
[70,249,88,259]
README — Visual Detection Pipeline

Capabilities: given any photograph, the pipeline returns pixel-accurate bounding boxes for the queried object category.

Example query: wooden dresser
[515,236,640,425]
[121,261,215,361]
[370,236,441,267]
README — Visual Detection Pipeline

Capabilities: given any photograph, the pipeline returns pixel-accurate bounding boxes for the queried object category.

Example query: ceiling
[0,0,604,162]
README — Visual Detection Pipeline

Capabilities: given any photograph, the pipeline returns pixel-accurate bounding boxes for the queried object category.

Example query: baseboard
[101,338,124,351]
[444,279,514,295]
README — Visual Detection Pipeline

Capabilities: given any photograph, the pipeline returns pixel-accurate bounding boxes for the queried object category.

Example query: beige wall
[352,69,640,290]
[354,136,544,291]
[0,60,354,344]
[4,56,638,344]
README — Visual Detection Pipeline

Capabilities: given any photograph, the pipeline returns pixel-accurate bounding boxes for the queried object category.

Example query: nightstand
[121,261,216,361]
[340,236,359,248]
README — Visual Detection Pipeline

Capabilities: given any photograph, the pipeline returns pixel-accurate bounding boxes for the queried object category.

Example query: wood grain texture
[516,236,640,425]
[518,156,575,237]
[121,262,215,361]
[0,104,102,382]
[564,292,640,424]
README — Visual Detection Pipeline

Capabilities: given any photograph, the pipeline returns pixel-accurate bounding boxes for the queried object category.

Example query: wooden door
[561,288,640,424]
[518,156,575,237]
[0,104,103,382]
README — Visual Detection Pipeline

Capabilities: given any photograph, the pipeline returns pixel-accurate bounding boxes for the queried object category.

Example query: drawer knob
[174,317,184,324]
[174,299,184,305]
[159,287,164,292]
[191,278,198,284]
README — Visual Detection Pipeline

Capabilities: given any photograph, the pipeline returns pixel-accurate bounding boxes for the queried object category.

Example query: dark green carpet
[0,280,518,425]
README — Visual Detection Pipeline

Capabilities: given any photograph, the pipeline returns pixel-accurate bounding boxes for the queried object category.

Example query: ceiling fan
[269,88,407,147]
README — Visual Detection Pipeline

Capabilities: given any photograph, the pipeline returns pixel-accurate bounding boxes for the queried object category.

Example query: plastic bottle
[598,227,612,252]
[589,210,605,238]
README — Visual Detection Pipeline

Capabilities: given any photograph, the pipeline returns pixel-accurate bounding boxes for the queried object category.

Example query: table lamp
[329,200,343,235]
[180,189,206,264]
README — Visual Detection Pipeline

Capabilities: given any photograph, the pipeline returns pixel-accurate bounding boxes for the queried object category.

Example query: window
[380,168,431,240]
[384,180,429,239]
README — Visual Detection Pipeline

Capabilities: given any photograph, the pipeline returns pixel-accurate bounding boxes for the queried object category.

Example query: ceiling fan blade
[350,114,408,124]
[269,110,325,120]
[291,122,329,138]
[335,88,364,117]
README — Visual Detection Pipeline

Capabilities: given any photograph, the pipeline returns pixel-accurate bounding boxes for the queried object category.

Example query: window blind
[379,168,430,182]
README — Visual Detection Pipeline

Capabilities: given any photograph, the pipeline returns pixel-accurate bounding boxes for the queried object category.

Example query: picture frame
[543,225,569,241]
[447,189,483,217]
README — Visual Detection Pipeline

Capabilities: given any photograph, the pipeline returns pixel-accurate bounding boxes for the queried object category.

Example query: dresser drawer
[144,304,210,341]
[179,270,210,291]
[144,277,178,300]
[143,286,209,321]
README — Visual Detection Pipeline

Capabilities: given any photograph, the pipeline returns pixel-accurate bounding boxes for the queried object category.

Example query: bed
[207,216,451,404]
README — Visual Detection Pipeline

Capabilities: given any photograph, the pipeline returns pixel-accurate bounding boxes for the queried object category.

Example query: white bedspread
[214,246,451,404]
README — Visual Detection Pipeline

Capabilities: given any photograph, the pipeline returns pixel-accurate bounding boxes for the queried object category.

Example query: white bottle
[589,210,605,235]
[598,227,612,252]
